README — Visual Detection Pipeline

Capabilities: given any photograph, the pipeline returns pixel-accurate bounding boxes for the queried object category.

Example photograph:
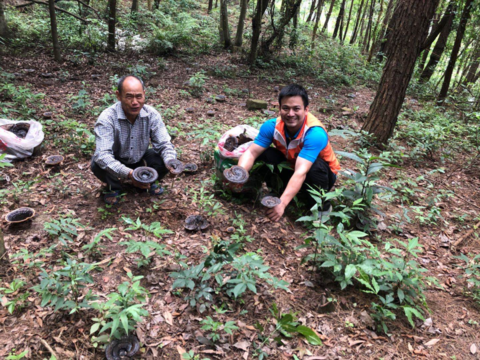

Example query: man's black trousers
[90,149,169,192]
[255,147,336,209]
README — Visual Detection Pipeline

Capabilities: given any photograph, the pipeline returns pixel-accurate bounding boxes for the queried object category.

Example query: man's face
[279,95,309,134]
[116,77,145,120]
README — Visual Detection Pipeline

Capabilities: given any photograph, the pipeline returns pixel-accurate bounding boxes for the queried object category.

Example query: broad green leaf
[296,325,323,346]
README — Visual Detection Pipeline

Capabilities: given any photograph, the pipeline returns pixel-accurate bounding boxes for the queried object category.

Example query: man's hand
[266,201,286,222]
[129,170,150,190]
[165,159,183,175]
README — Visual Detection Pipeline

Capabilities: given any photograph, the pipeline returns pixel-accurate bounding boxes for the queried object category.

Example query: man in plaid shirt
[91,75,178,204]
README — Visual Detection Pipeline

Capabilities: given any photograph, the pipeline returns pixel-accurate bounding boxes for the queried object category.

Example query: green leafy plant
[6,349,29,360]
[32,258,97,314]
[230,213,255,244]
[44,216,84,246]
[122,217,174,238]
[187,71,207,97]
[90,272,149,341]
[456,253,480,303]
[120,239,171,268]
[82,228,117,257]
[200,316,238,342]
[0,278,30,314]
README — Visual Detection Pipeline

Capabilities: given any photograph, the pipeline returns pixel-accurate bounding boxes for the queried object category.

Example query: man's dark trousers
[256,147,336,209]
[91,149,169,192]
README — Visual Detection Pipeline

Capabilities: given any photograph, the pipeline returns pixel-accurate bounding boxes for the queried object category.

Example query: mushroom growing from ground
[105,335,140,360]
[45,155,64,166]
[185,215,209,231]
[5,207,35,224]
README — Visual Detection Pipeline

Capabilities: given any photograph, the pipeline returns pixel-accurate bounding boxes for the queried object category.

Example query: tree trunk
[208,0,213,13]
[362,0,375,52]
[154,0,160,10]
[376,0,396,61]
[306,0,317,21]
[260,0,301,56]
[340,0,354,42]
[131,0,138,14]
[249,0,269,64]
[0,0,8,39]
[147,0,152,11]
[463,41,480,86]
[332,0,346,40]
[311,0,324,47]
[107,0,116,51]
[437,0,474,104]
[419,1,456,82]
[235,0,248,46]
[48,0,61,61]
[220,0,231,48]
[321,0,336,33]
[362,0,440,144]
[0,227,5,259]
[367,0,383,62]
[349,0,365,44]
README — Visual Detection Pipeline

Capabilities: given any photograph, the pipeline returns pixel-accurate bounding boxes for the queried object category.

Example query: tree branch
[15,1,90,23]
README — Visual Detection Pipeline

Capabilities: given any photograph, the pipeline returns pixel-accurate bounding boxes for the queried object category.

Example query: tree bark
[107,0,116,51]
[208,0,213,13]
[306,0,317,21]
[376,0,396,61]
[362,0,440,144]
[463,41,480,86]
[235,0,248,46]
[332,0,346,40]
[249,0,269,64]
[321,0,336,33]
[437,0,474,104]
[0,0,8,39]
[220,0,231,48]
[153,0,160,10]
[362,0,375,52]
[349,0,365,44]
[419,1,456,82]
[340,0,354,42]
[131,0,138,14]
[48,0,61,61]
[0,227,5,259]
[367,0,383,62]
[311,0,324,47]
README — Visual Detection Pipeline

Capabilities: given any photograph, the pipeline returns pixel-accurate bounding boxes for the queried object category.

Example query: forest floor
[0,50,480,360]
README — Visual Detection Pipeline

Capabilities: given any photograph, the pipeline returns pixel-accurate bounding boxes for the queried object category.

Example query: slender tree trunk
[154,0,160,9]
[147,0,152,11]
[341,0,354,42]
[438,0,474,104]
[107,0,116,51]
[419,2,456,82]
[208,0,213,13]
[464,41,480,86]
[235,0,248,46]
[215,0,218,9]
[357,0,370,46]
[220,0,231,48]
[349,0,365,44]
[0,0,8,39]
[332,0,346,39]
[306,0,317,21]
[311,0,324,47]
[131,0,138,14]
[0,228,5,259]
[362,0,375,52]
[376,0,396,61]
[367,0,383,62]
[362,0,440,144]
[48,0,61,61]
[249,0,269,64]
[322,0,336,33]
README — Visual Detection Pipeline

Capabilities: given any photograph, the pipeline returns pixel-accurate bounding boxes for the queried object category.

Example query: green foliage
[189,183,225,216]
[0,278,30,314]
[0,82,44,118]
[187,71,207,97]
[122,217,174,238]
[44,119,95,156]
[70,89,91,114]
[120,239,171,268]
[82,228,117,257]
[200,316,238,342]
[230,213,255,244]
[0,153,13,168]
[32,258,97,314]
[91,272,149,341]
[456,253,480,303]
[44,216,84,246]
[170,242,288,313]
[6,349,29,360]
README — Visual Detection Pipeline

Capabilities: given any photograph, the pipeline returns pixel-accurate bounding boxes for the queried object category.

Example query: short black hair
[278,84,309,108]
[117,75,145,94]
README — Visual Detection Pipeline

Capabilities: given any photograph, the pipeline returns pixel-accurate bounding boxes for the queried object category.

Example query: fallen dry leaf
[233,340,250,351]
[471,343,477,354]
[424,338,440,347]
[164,311,173,326]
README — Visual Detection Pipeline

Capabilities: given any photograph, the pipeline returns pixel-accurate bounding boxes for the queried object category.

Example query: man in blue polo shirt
[237,84,340,222]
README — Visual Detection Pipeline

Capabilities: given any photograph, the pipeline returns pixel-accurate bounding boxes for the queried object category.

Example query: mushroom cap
[105,335,140,360]
[168,160,185,175]
[6,207,35,223]
[132,167,158,184]
[45,155,64,165]
[261,196,282,208]
[183,163,198,173]
[223,165,249,184]
[185,215,209,231]
[224,135,238,152]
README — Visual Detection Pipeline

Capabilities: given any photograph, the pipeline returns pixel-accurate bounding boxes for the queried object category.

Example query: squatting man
[237,84,341,222]
[90,75,178,204]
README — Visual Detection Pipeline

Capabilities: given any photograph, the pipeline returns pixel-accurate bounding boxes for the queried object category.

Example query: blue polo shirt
[254,118,328,163]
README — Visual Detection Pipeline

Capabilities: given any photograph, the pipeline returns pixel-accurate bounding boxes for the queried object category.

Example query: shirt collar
[116,101,148,121]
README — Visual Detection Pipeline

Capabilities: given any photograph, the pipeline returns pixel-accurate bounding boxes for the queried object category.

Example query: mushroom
[185,215,209,231]
[5,207,35,224]
[261,196,282,208]
[45,155,64,166]
[105,335,140,360]
[132,167,158,184]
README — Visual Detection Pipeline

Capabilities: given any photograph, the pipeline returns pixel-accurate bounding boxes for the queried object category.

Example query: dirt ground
[1,50,480,359]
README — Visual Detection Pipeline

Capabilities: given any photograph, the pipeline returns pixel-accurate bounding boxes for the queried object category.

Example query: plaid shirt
[92,102,177,179]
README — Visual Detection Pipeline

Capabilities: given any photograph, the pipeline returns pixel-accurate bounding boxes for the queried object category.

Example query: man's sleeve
[150,108,177,164]
[92,116,131,179]
[298,127,328,163]
[253,119,276,148]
